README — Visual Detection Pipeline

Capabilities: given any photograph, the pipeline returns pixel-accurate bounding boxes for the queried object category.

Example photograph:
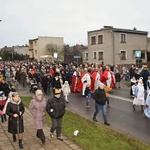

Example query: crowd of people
[0,60,150,149]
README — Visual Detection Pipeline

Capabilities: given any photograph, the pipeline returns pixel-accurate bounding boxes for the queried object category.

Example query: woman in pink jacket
[29,90,47,144]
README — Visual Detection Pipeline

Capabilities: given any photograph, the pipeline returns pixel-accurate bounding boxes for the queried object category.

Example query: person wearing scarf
[6,92,25,149]
[29,90,47,144]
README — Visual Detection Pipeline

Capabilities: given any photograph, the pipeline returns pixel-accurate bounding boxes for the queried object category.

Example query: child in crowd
[130,77,137,97]
[104,84,112,108]
[0,91,7,122]
[62,81,71,103]
[84,84,91,108]
[131,80,138,98]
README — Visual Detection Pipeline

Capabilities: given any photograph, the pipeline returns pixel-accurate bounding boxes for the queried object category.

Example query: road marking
[109,94,133,103]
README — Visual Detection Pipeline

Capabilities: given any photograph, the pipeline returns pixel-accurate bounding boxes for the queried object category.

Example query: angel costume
[144,91,150,118]
[133,83,145,106]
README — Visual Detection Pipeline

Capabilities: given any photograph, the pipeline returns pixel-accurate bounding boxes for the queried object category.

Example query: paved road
[18,82,150,145]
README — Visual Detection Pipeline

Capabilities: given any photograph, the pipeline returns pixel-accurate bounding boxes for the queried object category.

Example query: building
[1,46,14,53]
[86,26,148,67]
[64,44,87,64]
[14,45,29,56]
[147,37,150,52]
[29,36,64,61]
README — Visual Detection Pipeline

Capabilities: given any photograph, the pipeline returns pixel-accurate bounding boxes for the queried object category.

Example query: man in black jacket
[93,83,110,126]
[46,89,66,140]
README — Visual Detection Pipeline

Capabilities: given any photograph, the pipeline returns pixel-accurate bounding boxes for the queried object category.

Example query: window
[133,51,145,59]
[120,50,127,60]
[91,36,96,45]
[120,33,127,43]
[98,35,103,44]
[35,50,37,55]
[93,52,97,59]
[98,51,104,60]
[85,53,88,60]
[141,52,145,59]
[34,41,36,46]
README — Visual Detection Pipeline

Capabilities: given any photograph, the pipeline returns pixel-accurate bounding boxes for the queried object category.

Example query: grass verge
[21,97,150,150]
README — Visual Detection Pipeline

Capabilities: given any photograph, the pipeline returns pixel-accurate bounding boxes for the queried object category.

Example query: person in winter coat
[103,84,112,108]
[0,79,10,97]
[20,68,27,87]
[0,91,7,122]
[51,72,63,93]
[84,84,91,108]
[140,65,150,90]
[115,70,121,88]
[29,90,47,144]
[41,73,48,94]
[93,83,110,126]
[6,92,25,149]
[5,68,12,86]
[15,68,21,83]
[34,70,41,88]
[46,89,66,140]
[11,77,19,91]
[62,81,71,103]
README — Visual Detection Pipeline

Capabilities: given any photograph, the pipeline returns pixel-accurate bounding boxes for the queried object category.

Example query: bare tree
[46,44,64,61]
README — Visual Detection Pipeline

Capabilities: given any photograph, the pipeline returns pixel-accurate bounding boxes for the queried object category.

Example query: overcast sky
[0,0,150,48]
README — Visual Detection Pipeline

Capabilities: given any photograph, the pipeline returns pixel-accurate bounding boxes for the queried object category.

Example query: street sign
[54,53,58,58]
[74,56,81,59]
[135,51,141,58]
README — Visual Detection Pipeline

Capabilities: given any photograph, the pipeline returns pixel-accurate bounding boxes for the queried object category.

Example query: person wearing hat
[6,92,25,149]
[133,77,145,112]
[46,89,66,140]
[93,83,110,126]
[29,89,46,144]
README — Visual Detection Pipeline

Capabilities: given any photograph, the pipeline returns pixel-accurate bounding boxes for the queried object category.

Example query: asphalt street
[19,84,150,145]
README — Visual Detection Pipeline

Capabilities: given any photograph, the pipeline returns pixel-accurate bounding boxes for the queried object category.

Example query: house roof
[29,38,38,42]
[88,26,148,35]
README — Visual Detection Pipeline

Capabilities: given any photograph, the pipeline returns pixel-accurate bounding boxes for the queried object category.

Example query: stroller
[30,78,38,92]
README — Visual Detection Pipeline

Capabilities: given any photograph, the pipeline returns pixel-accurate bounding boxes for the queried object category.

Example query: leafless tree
[46,44,64,61]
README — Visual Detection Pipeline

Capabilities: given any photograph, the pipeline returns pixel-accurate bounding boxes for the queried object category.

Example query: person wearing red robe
[91,68,101,91]
[71,69,81,92]
[101,66,115,88]
[49,67,54,78]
